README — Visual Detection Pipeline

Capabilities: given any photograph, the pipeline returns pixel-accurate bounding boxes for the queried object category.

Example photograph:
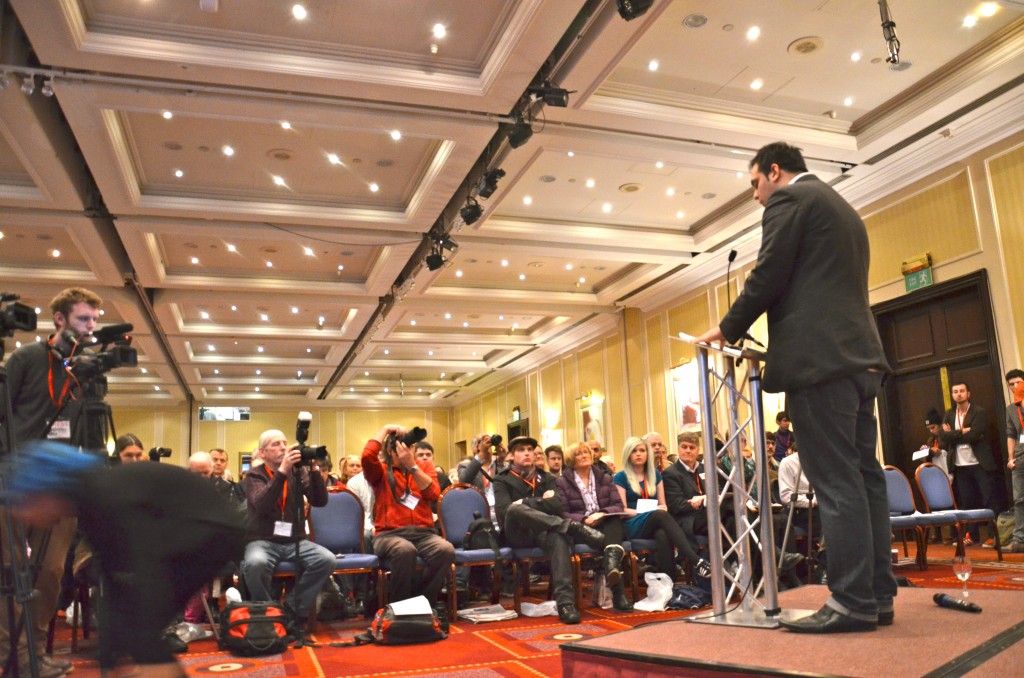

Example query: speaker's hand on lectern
[693,326,725,347]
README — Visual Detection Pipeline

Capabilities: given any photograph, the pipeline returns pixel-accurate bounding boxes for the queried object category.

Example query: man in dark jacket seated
[494,436,605,624]
[555,442,632,611]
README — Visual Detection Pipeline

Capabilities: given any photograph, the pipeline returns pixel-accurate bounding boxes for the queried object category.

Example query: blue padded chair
[883,465,949,570]
[915,462,1003,560]
[437,483,513,621]
[308,489,382,608]
[625,538,658,602]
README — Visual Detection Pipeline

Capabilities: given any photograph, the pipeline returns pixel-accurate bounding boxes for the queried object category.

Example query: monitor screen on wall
[198,406,251,421]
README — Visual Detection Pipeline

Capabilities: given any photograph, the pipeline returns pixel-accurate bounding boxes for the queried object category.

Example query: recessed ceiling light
[963,15,978,28]
[390,130,402,141]
[260,313,269,321]
[499,315,504,320]
[200,311,210,319]
[418,388,423,393]
[272,175,286,186]
[317,315,325,325]
[501,259,509,267]
[34,307,41,314]
[462,321,469,328]
[567,151,575,157]
[337,264,345,271]
[676,210,685,219]
[213,369,219,374]
[512,323,519,329]
[440,372,446,378]
[736,172,744,178]
[579,276,586,283]
[99,309,105,315]
[850,51,862,62]
[303,246,314,256]
[601,203,612,213]
[266,261,273,268]
[369,182,379,192]
[154,386,160,391]
[280,121,291,130]
[655,161,664,169]
[428,350,434,356]
[297,370,302,377]
[222,145,234,157]
[255,369,262,375]
[432,23,446,39]
[292,4,307,20]
[518,273,526,281]
[523,195,533,205]
[383,349,389,355]
[141,367,148,374]
[980,2,998,17]
[162,111,173,120]
[230,305,237,311]
[585,178,595,189]
[254,386,260,392]
[174,169,184,178]
[218,386,223,392]
[207,344,215,351]
[843,97,854,106]
[410,320,417,326]
[666,187,675,197]
[750,78,764,90]
[648,59,659,72]
[384,387,390,393]
[472,351,477,356]
[257,345,264,352]
[455,270,463,277]
[52,249,61,258]
[191,256,200,264]
[565,263,573,270]
[350,386,355,392]
[227,243,237,252]
[327,153,341,165]
[364,370,369,376]
[746,26,760,41]
[291,306,299,314]
[306,347,312,352]
[444,312,451,319]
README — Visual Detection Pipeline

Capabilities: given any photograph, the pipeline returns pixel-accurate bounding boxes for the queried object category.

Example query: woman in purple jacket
[556,441,633,611]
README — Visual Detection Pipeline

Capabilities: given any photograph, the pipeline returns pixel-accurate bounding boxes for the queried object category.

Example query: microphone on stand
[723,250,766,353]
[933,593,982,613]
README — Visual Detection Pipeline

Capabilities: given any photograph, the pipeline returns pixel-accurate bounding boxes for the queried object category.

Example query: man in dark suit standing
[939,381,994,544]
[695,142,895,634]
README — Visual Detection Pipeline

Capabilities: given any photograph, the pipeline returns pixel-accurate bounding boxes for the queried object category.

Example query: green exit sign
[905,267,934,292]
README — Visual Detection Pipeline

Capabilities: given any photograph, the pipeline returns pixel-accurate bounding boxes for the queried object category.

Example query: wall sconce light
[512,406,521,422]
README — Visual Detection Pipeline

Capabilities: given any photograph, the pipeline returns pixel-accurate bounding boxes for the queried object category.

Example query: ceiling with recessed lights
[1,0,1023,409]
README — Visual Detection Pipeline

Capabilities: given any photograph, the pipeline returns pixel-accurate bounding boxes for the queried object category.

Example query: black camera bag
[330,603,447,647]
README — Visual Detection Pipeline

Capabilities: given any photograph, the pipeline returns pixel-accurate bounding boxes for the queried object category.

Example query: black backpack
[463,511,503,565]
[217,601,291,656]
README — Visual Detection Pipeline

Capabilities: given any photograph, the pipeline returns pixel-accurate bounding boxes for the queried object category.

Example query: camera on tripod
[0,293,37,361]
[295,411,328,466]
[149,447,172,461]
[384,426,428,453]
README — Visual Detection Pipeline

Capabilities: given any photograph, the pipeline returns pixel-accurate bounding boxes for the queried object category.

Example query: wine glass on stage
[952,554,972,598]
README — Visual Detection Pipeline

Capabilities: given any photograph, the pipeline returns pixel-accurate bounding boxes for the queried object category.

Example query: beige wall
[109,131,1024,467]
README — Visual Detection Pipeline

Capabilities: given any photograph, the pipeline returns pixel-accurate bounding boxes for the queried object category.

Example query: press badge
[48,419,71,440]
[273,521,292,537]
[400,493,420,511]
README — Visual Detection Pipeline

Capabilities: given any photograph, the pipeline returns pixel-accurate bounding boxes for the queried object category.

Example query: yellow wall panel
[990,143,1024,368]
[667,293,711,367]
[540,361,564,434]
[863,171,978,289]
[605,332,627,455]
[505,377,528,422]
[645,315,668,436]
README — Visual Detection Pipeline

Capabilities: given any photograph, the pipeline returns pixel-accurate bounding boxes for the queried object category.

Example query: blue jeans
[788,371,897,621]
[242,539,335,620]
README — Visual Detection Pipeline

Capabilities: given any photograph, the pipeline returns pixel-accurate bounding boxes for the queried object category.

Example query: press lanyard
[266,465,289,518]
[47,344,73,408]
[956,405,969,431]
[511,469,536,492]
[640,480,649,499]
[694,471,702,494]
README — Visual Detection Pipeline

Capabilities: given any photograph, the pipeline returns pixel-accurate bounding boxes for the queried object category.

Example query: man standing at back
[939,381,994,545]
[695,142,895,633]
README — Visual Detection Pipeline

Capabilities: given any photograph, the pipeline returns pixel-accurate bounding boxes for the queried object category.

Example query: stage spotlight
[460,199,483,225]
[507,114,533,149]
[476,168,506,199]
[528,82,571,107]
[437,235,459,252]
[40,78,54,97]
[20,75,35,96]
[425,252,445,271]
[616,0,654,21]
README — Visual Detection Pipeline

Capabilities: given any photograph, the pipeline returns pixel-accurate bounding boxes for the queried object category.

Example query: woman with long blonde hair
[614,437,709,579]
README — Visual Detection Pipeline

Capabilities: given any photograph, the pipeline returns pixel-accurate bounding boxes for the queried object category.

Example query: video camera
[67,323,138,384]
[295,411,328,466]
[384,426,428,453]
[0,292,37,361]
[149,446,172,462]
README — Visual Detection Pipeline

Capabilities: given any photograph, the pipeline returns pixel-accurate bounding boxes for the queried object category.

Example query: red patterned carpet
[37,547,1024,678]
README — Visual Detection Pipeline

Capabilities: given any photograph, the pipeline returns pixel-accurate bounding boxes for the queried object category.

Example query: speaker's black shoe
[779,606,877,634]
[878,610,894,626]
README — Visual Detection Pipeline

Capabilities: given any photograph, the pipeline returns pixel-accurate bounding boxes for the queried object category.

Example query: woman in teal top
[614,437,710,579]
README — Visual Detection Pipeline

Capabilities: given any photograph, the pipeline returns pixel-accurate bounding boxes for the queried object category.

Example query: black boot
[602,544,626,588]
[611,584,633,612]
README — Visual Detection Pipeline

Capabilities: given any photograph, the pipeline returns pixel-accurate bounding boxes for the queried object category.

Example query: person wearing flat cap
[492,436,606,625]
[922,407,949,477]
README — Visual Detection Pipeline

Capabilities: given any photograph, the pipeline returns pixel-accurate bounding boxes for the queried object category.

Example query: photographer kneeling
[362,425,455,615]
[241,429,333,643]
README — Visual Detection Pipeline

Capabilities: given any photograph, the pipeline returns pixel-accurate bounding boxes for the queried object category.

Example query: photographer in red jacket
[362,425,455,612]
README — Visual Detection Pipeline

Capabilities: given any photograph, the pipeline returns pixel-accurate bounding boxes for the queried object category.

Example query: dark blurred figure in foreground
[9,441,246,678]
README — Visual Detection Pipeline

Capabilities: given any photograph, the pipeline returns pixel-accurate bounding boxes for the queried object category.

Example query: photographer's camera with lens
[384,426,428,453]
[0,292,37,360]
[489,434,503,447]
[295,411,328,466]
[149,447,172,462]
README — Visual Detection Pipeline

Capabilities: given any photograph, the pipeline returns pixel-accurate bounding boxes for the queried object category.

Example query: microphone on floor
[933,593,982,613]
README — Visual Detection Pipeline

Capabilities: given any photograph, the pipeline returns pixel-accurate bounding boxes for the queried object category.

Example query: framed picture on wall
[672,360,702,433]
[579,399,605,448]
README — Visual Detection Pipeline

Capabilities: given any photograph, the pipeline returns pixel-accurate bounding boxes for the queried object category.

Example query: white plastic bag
[520,600,558,617]
[633,572,673,612]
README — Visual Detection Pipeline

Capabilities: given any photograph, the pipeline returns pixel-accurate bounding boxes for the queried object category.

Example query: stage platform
[561,585,1024,677]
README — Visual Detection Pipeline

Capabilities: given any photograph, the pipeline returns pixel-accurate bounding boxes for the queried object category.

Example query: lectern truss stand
[673,333,812,629]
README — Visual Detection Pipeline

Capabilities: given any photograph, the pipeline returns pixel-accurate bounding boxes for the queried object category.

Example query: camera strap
[385,457,412,503]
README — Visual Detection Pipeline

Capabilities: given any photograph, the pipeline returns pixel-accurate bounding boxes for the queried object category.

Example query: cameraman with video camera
[1,287,102,678]
[362,425,455,614]
[240,428,333,643]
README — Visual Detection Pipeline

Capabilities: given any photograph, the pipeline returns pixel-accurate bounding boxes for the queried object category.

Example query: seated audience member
[494,436,605,624]
[615,437,710,580]
[458,434,508,525]
[209,448,247,506]
[114,433,145,464]
[777,440,820,542]
[556,442,632,611]
[362,425,455,612]
[588,440,612,475]
[339,454,362,486]
[921,408,949,477]
[415,441,451,496]
[773,411,795,462]
[545,445,564,477]
[340,465,375,615]
[317,454,342,490]
[533,443,548,471]
[662,432,708,552]
[12,441,246,678]
[645,432,670,471]
[241,429,333,643]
